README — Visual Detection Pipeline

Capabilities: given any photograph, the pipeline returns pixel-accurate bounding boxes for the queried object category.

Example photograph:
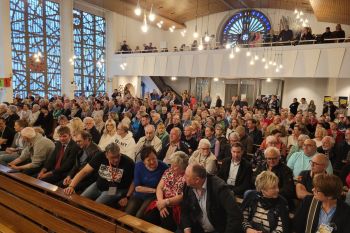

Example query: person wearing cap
[8,127,55,175]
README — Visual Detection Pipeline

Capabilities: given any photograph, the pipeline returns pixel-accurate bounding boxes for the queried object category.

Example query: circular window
[221,10,271,45]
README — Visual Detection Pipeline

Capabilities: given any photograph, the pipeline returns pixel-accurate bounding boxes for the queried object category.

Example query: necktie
[55,145,66,170]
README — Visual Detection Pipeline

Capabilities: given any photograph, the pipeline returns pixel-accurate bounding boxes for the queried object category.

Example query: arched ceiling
[81,0,349,29]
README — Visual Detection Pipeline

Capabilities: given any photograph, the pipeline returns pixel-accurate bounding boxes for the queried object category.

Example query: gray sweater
[19,134,55,168]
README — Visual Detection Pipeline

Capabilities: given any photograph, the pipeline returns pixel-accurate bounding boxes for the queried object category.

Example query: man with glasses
[253,146,295,209]
[287,139,333,177]
[296,153,329,200]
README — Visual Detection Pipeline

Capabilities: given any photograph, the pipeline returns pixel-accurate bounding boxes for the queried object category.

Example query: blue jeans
[0,152,20,165]
[81,182,127,208]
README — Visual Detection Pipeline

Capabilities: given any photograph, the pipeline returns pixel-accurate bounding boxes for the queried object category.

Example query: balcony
[112,40,350,79]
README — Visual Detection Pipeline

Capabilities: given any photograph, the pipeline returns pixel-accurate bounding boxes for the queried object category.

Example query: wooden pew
[0,165,172,233]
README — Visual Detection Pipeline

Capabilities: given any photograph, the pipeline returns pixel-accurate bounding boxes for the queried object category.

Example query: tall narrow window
[73,9,106,96]
[10,0,61,98]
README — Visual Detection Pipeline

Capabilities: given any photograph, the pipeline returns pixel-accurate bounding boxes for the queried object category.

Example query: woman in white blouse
[98,119,118,151]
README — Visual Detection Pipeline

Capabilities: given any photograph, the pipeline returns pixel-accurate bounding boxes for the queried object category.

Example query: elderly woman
[143,151,188,231]
[242,171,290,233]
[69,117,84,142]
[98,119,118,151]
[312,127,327,148]
[294,174,350,233]
[189,138,217,174]
[125,146,168,218]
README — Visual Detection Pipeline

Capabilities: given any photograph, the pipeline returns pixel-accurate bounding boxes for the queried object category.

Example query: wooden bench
[0,165,172,233]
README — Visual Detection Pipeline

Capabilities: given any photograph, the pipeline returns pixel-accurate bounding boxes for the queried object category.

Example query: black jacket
[294,195,350,233]
[87,126,101,144]
[181,175,243,233]
[253,162,295,208]
[44,140,81,176]
[247,127,263,146]
[68,142,100,178]
[217,158,253,197]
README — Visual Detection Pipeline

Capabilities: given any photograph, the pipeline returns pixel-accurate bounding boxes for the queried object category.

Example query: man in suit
[181,164,243,233]
[218,142,253,198]
[61,130,101,192]
[37,126,81,185]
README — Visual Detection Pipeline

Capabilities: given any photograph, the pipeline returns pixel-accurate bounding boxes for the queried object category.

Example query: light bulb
[225,44,231,49]
[141,24,148,32]
[148,5,156,22]
[235,46,240,53]
[134,7,141,16]
[279,64,283,69]
[100,58,104,63]
[296,14,300,19]
[262,57,266,62]
[213,77,219,82]
[294,9,298,14]
[37,51,42,57]
[269,61,273,65]
[35,58,40,63]
[246,51,251,57]
[204,35,210,42]
[123,62,127,66]
[273,62,277,66]
[275,68,280,72]
[193,31,199,38]
[267,78,271,82]
[300,11,304,16]
[250,60,255,65]
[229,52,235,59]
[157,23,162,28]
[264,64,268,69]
[305,19,309,23]
[254,55,259,60]
[198,43,203,50]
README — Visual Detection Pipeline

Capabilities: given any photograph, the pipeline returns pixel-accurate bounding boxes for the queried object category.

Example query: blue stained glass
[220,9,271,45]
[73,9,106,96]
[10,0,61,98]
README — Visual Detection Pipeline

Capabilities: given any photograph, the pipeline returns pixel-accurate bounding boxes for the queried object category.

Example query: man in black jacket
[37,126,81,185]
[61,131,101,192]
[158,127,189,163]
[253,147,295,209]
[218,142,253,197]
[181,164,243,233]
[83,117,101,144]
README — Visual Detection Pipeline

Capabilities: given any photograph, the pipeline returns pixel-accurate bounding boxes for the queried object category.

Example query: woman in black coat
[294,173,350,233]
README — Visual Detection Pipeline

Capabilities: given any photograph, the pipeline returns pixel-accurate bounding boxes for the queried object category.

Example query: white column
[0,0,14,102]
[105,11,118,95]
[60,0,74,99]
[326,78,337,97]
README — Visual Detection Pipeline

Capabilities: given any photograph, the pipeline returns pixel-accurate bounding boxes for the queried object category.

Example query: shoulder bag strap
[305,197,319,233]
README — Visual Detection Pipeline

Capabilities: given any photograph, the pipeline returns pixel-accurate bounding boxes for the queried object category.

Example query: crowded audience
[1,89,350,233]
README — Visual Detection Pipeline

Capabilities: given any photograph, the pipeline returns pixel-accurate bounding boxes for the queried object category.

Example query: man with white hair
[316,136,336,165]
[83,117,101,144]
[134,124,162,162]
[189,138,217,174]
[8,127,55,175]
[0,103,9,119]
[159,127,189,164]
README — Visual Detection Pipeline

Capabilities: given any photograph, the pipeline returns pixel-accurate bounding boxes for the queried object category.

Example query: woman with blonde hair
[69,117,84,141]
[98,119,117,151]
[242,171,290,233]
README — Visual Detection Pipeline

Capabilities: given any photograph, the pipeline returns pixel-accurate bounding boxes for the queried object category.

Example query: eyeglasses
[200,147,210,150]
[309,160,323,166]
[266,157,279,161]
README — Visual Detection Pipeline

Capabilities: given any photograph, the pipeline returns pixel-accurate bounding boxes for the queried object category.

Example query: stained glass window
[73,9,106,97]
[10,0,61,98]
[221,10,271,45]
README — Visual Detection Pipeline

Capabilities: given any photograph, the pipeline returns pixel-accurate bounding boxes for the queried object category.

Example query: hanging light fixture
[193,0,199,39]
[148,4,156,21]
[204,32,210,42]
[235,46,240,53]
[134,0,142,16]
[204,0,210,43]
[141,13,148,33]
[198,39,204,50]
[229,48,235,59]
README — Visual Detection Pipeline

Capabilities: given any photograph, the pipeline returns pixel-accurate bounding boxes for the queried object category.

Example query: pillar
[105,10,118,95]
[60,0,74,99]
[0,0,14,102]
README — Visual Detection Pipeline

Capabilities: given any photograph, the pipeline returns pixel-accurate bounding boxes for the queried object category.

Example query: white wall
[113,76,141,97]
[141,76,160,95]
[163,8,350,49]
[211,80,226,106]
[282,78,328,115]
[162,76,191,95]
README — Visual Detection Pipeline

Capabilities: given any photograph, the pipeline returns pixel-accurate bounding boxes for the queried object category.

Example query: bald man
[287,139,333,177]
[296,153,329,199]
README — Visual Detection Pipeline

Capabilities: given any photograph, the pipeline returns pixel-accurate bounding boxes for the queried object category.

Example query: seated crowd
[1,90,350,233]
